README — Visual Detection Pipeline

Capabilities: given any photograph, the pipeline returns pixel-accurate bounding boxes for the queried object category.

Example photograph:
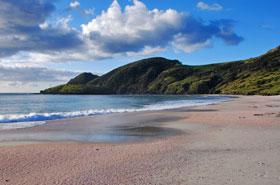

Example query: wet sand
[1,95,280,185]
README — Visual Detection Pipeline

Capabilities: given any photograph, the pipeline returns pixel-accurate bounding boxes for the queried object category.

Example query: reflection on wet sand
[0,113,185,143]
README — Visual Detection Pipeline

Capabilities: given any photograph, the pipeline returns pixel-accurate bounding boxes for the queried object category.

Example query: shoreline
[1,95,280,185]
[0,94,233,128]
[0,95,236,143]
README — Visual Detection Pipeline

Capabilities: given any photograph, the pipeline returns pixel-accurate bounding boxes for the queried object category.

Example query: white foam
[142,99,218,110]
[0,97,230,130]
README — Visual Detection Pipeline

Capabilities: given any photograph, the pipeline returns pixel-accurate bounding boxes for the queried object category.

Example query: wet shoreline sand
[1,95,280,185]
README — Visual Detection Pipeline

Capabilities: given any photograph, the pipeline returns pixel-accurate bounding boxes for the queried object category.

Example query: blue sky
[0,0,279,92]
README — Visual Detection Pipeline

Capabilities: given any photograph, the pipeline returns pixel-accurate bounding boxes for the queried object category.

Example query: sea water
[0,94,232,130]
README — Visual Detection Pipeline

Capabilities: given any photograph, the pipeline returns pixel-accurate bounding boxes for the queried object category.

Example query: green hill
[41,46,280,95]
[67,73,99,85]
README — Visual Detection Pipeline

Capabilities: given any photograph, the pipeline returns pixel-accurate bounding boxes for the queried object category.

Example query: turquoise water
[0,94,231,129]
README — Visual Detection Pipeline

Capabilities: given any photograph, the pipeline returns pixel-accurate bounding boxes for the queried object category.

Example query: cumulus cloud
[70,0,80,9]
[81,0,183,55]
[197,1,223,11]
[0,0,242,63]
[80,0,242,57]
[0,0,83,57]
[0,65,78,83]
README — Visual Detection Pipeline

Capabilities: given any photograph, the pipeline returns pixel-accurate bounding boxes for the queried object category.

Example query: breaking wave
[0,97,230,129]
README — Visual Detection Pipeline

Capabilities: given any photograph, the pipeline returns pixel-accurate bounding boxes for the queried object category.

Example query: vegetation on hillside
[41,46,280,95]
[67,73,99,85]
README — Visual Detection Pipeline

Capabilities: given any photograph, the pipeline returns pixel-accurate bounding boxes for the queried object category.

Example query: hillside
[41,46,280,95]
[68,73,99,85]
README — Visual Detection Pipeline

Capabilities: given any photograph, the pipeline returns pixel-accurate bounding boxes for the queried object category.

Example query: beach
[1,95,280,185]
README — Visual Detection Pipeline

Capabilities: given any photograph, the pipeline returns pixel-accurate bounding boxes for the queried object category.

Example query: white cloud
[79,0,240,59]
[197,1,223,11]
[39,22,49,30]
[80,0,185,57]
[55,15,73,31]
[172,34,211,53]
[0,0,242,64]
[70,0,80,9]
[0,0,83,58]
[0,64,78,92]
[82,0,184,35]
[0,65,78,83]
[84,8,95,16]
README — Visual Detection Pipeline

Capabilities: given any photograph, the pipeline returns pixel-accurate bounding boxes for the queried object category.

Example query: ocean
[0,94,231,129]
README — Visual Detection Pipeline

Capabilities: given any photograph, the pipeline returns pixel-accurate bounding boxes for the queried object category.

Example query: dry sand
[1,95,280,185]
